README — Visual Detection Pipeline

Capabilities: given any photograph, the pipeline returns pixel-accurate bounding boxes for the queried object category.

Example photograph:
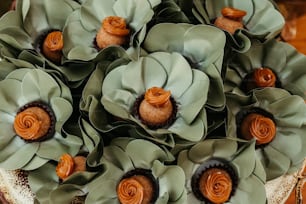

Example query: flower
[84,138,187,203]
[143,23,226,111]
[177,138,267,204]
[225,39,306,99]
[0,0,94,87]
[0,68,82,170]
[97,52,209,147]
[190,0,285,52]
[28,118,104,203]
[62,0,161,61]
[226,88,306,180]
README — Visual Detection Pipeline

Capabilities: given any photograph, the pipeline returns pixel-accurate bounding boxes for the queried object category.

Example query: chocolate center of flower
[214,7,247,34]
[199,168,232,204]
[117,169,158,204]
[95,16,130,50]
[240,113,276,145]
[14,102,55,142]
[134,87,177,129]
[42,31,64,64]
[241,68,280,93]
[191,159,238,203]
[56,154,87,180]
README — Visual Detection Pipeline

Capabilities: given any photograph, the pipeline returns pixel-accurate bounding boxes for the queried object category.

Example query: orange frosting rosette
[199,168,232,204]
[117,175,153,204]
[214,7,247,34]
[240,113,276,145]
[14,107,51,141]
[96,16,130,49]
[42,31,64,64]
[56,154,86,180]
[138,87,173,127]
[253,68,276,88]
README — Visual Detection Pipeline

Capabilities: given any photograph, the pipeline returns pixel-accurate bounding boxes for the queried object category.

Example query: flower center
[117,169,158,204]
[240,113,276,145]
[199,168,232,204]
[14,104,54,141]
[136,87,176,129]
[214,7,246,34]
[253,68,276,88]
[96,16,130,50]
[42,31,64,64]
[56,154,86,180]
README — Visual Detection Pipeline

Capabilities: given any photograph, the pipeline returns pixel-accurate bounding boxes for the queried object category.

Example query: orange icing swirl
[144,87,171,107]
[56,154,75,180]
[138,87,173,127]
[103,16,130,36]
[253,68,276,88]
[96,16,130,49]
[221,7,247,21]
[240,113,276,145]
[199,168,232,204]
[14,107,51,141]
[42,31,64,64]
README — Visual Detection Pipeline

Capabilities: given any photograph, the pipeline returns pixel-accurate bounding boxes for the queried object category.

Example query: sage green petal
[21,156,49,171]
[169,109,206,142]
[271,127,306,168]
[21,69,62,102]
[150,52,193,98]
[80,0,115,31]
[0,114,15,150]
[49,184,86,204]
[178,69,208,124]
[0,143,39,170]
[85,179,118,204]
[177,150,197,181]
[188,139,238,164]
[153,161,186,203]
[0,133,25,162]
[37,132,82,161]
[0,10,22,30]
[0,78,25,113]
[50,97,73,130]
[231,141,256,179]
[125,139,174,168]
[103,145,134,172]
[22,0,79,39]
[0,28,33,50]
[63,10,98,61]
[257,145,291,180]
[229,175,266,204]
[0,59,17,80]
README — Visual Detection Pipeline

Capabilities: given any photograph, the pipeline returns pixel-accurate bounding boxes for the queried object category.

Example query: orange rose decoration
[56,154,86,180]
[117,175,153,204]
[240,113,276,145]
[138,87,173,127]
[214,7,247,34]
[42,31,64,64]
[199,168,232,204]
[14,107,51,141]
[96,16,130,49]
[253,68,276,88]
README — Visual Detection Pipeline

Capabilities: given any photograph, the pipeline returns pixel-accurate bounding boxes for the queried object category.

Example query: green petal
[37,132,82,161]
[0,142,39,170]
[178,69,208,124]
[22,0,79,38]
[21,69,62,103]
[103,145,134,172]
[229,175,266,204]
[21,156,49,171]
[0,78,25,113]
[257,145,291,180]
[231,141,256,179]
[50,184,86,204]
[63,10,98,61]
[125,139,174,168]
[50,97,73,130]
[169,109,206,142]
